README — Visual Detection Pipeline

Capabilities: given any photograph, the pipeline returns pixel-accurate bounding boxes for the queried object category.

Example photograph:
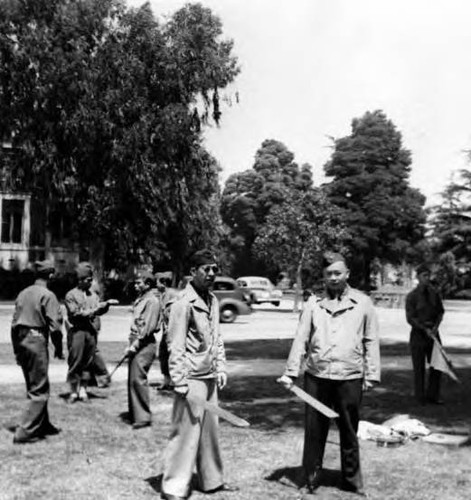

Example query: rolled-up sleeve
[363,298,381,383]
[284,301,314,378]
[167,300,191,387]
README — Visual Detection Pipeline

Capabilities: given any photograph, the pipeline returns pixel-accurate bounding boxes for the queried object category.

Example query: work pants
[127,341,156,424]
[410,330,442,403]
[67,329,96,392]
[11,328,52,440]
[89,345,111,387]
[303,374,363,492]
[162,378,224,498]
[158,333,170,378]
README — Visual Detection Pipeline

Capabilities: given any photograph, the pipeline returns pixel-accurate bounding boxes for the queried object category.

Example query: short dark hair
[189,249,217,270]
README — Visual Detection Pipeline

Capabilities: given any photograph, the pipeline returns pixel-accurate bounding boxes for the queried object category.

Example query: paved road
[1,300,470,385]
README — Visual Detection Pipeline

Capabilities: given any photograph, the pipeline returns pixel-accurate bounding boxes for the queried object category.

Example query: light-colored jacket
[167,283,226,387]
[284,286,380,382]
[129,290,161,350]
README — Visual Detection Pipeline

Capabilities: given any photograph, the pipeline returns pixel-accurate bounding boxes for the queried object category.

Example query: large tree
[253,189,350,303]
[0,0,239,279]
[324,110,426,288]
[221,139,313,276]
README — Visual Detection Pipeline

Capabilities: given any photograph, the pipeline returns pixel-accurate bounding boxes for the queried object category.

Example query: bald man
[278,252,380,497]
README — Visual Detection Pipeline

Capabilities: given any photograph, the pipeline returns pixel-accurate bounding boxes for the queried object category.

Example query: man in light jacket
[161,250,238,500]
[125,270,160,429]
[278,252,380,497]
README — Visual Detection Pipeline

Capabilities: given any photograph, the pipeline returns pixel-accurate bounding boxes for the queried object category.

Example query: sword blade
[187,395,250,428]
[290,385,339,419]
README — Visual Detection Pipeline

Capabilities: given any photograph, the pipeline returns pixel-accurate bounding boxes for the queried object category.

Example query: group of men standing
[9,250,447,499]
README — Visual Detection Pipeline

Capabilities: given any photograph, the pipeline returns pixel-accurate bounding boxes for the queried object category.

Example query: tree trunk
[293,249,305,312]
[89,236,106,296]
[44,199,53,261]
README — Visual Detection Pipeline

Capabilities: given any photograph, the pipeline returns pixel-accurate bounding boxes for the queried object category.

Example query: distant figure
[124,271,160,429]
[65,262,115,403]
[155,271,178,391]
[278,252,380,496]
[406,264,444,405]
[10,260,63,444]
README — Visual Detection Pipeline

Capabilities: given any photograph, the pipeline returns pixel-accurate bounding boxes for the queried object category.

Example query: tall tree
[221,139,313,276]
[324,110,426,288]
[0,0,239,279]
[253,189,350,305]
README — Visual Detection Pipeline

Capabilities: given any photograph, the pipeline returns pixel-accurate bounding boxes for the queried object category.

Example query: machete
[187,395,250,428]
[289,385,339,419]
[109,354,128,379]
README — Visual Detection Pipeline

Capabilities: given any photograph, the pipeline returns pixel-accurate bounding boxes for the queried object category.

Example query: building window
[1,199,24,244]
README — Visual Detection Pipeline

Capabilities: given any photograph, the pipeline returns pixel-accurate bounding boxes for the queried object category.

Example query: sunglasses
[201,265,219,274]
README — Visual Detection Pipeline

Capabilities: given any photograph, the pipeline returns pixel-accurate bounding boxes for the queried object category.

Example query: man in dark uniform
[65,262,115,403]
[11,260,63,444]
[278,252,380,496]
[125,270,160,429]
[406,263,445,404]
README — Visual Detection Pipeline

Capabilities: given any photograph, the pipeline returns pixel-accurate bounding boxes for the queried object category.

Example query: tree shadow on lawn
[220,340,471,432]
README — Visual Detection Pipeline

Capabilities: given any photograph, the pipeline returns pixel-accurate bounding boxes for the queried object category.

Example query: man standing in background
[11,260,63,444]
[155,271,178,392]
[124,270,160,429]
[406,263,445,405]
[65,262,115,403]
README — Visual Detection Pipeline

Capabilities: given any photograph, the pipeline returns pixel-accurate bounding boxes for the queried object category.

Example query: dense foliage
[324,110,427,288]
[0,0,239,278]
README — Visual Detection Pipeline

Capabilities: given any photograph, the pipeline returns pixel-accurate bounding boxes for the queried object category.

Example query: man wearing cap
[161,250,238,500]
[65,262,115,403]
[10,260,63,444]
[278,252,380,496]
[406,264,444,404]
[124,270,160,429]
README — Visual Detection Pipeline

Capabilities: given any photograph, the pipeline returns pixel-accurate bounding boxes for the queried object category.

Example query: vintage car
[212,276,252,323]
[179,275,252,323]
[236,276,283,306]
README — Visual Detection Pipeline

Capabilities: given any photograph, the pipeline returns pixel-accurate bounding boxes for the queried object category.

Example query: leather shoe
[204,483,240,494]
[13,434,45,444]
[160,492,186,500]
[132,421,151,430]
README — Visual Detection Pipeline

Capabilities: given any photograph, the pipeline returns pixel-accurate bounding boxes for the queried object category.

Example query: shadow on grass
[265,466,343,491]
[145,474,162,494]
[219,340,471,432]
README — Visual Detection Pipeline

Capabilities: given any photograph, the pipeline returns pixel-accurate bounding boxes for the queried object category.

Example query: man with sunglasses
[161,250,238,500]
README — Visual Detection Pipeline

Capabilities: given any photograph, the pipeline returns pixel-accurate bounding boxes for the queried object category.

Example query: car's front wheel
[220,306,237,323]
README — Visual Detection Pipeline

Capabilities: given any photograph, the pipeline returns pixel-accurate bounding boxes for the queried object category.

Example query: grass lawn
[1,339,471,500]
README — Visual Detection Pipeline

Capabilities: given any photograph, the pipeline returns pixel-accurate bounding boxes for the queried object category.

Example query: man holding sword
[124,270,160,429]
[406,263,445,405]
[160,249,238,500]
[278,252,380,497]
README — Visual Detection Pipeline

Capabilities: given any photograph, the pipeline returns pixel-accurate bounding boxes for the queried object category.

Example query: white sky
[128,0,471,204]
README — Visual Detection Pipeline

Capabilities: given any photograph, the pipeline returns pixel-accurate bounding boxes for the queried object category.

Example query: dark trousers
[89,345,111,387]
[67,329,96,390]
[410,330,442,402]
[159,333,170,378]
[128,341,156,424]
[303,374,363,491]
[11,328,52,439]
